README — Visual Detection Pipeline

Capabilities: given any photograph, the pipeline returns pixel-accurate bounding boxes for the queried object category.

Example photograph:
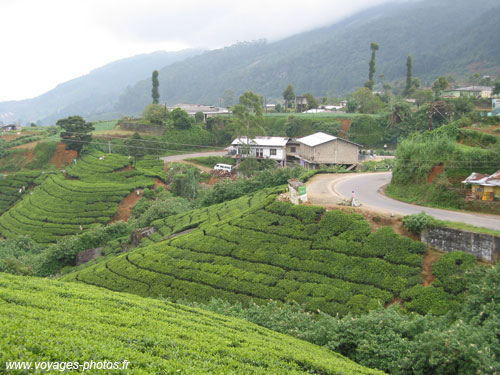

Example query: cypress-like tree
[364,42,379,91]
[405,55,413,96]
[152,70,160,104]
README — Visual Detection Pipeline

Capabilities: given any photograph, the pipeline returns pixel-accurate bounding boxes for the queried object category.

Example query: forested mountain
[117,0,500,112]
[0,49,202,125]
[1,0,499,123]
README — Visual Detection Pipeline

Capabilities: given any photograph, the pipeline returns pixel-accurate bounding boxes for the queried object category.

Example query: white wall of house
[235,145,285,161]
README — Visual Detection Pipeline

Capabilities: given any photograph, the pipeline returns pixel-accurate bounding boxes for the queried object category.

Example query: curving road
[306,172,500,231]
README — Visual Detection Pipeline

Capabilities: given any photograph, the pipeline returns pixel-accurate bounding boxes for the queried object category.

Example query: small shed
[462,170,500,200]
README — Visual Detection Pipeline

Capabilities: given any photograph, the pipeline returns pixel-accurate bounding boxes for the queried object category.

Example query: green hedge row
[65,201,424,316]
[0,171,41,215]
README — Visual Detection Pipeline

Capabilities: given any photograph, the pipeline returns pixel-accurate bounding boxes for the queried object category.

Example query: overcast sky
[0,0,396,102]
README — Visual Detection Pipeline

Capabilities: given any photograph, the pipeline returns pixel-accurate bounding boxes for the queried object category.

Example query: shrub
[403,212,436,234]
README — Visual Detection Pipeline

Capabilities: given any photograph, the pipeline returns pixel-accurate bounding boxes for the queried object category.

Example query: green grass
[185,156,236,168]
[434,220,500,237]
[0,273,383,374]
[385,183,500,215]
[25,141,58,169]
[62,199,426,317]
[91,120,118,132]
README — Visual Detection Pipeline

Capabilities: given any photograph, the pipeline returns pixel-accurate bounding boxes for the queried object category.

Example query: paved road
[160,150,227,163]
[307,172,500,231]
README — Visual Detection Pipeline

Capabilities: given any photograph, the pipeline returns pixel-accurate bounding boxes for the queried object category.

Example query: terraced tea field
[0,171,41,215]
[0,273,383,374]
[63,199,425,316]
[0,152,164,243]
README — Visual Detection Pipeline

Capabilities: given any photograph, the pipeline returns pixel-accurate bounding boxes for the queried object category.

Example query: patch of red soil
[24,151,35,163]
[50,143,78,169]
[338,119,352,138]
[421,248,442,286]
[0,134,22,142]
[155,178,167,189]
[110,190,142,223]
[427,164,444,184]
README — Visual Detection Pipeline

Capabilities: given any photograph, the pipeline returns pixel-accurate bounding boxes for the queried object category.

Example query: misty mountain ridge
[0,49,203,125]
[116,0,500,113]
[1,0,499,124]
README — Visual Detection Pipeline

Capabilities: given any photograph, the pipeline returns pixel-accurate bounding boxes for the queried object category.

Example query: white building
[230,136,289,166]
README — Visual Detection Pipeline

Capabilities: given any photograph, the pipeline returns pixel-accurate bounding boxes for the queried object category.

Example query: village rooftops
[452,86,493,92]
[169,104,231,115]
[463,170,500,187]
[297,132,362,147]
[231,136,289,147]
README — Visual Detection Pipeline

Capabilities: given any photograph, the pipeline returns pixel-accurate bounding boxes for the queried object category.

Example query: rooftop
[231,136,289,147]
[450,86,493,92]
[297,132,337,147]
[463,170,500,187]
[169,103,231,115]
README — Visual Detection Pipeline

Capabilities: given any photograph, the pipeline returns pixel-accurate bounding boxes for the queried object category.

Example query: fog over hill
[1,0,499,124]
[0,49,202,125]
[117,0,499,114]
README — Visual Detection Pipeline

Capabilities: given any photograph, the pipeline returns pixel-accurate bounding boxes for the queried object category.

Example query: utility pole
[108,140,111,154]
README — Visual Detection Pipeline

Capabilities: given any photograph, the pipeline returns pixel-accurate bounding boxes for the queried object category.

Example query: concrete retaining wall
[421,227,500,262]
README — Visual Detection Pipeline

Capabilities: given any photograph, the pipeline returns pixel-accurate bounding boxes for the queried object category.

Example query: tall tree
[283,84,296,109]
[302,93,318,110]
[364,42,379,91]
[432,76,449,98]
[405,55,413,96]
[232,91,264,153]
[152,70,160,104]
[56,116,94,155]
[493,82,500,96]
[170,108,193,129]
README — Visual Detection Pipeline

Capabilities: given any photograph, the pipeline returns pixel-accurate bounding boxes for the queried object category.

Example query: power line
[56,131,227,150]
[57,138,225,153]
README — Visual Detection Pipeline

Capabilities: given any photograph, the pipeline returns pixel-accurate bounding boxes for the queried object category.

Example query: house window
[270,148,277,156]
[256,148,263,157]
[290,147,296,153]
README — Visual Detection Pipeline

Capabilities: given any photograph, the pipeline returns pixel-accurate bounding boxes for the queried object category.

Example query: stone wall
[118,121,165,136]
[421,227,500,262]
[76,247,103,266]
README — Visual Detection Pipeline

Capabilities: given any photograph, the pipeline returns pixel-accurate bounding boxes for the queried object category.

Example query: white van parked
[213,163,233,173]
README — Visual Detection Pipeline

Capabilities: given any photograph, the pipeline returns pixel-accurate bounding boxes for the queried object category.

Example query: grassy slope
[62,198,425,317]
[0,273,383,375]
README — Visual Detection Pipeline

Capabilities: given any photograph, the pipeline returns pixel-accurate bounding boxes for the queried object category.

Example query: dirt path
[12,140,42,150]
[177,160,213,173]
[110,190,142,223]
[421,248,442,286]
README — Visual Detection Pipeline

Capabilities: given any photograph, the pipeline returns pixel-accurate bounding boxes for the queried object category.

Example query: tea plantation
[63,199,425,316]
[0,273,384,375]
[143,187,283,245]
[0,171,41,215]
[0,152,164,244]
